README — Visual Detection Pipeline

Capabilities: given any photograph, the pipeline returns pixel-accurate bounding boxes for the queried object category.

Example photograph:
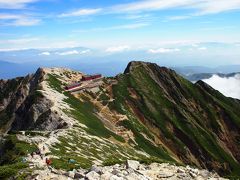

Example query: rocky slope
[0,61,240,179]
[30,160,226,180]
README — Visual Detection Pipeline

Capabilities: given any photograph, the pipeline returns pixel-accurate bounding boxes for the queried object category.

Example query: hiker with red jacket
[46,158,52,166]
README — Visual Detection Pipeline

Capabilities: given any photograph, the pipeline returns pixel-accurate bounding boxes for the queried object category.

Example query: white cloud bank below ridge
[55,49,90,56]
[202,74,240,99]
[148,48,180,54]
[105,45,130,53]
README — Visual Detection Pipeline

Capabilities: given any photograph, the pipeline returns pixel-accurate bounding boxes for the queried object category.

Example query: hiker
[21,157,27,163]
[43,145,45,151]
[36,149,41,155]
[68,158,76,164]
[40,153,44,160]
[31,152,34,158]
[46,158,52,166]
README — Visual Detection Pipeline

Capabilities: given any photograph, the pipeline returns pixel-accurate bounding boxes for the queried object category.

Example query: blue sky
[0,0,240,67]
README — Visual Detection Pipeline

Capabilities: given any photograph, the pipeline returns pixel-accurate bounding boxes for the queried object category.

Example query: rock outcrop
[31,160,227,180]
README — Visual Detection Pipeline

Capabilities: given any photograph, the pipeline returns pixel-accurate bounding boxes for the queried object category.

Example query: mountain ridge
[0,61,240,179]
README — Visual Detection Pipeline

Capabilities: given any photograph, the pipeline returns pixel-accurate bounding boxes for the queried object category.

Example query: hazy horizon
[0,0,240,71]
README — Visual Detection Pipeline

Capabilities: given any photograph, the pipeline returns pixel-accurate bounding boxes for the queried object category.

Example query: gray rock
[110,175,125,180]
[74,172,85,179]
[138,164,146,171]
[68,170,75,178]
[190,168,199,175]
[90,165,102,174]
[177,168,185,173]
[126,160,140,170]
[122,170,129,176]
[199,170,210,178]
[86,171,100,180]
[113,164,120,169]
[157,172,174,178]
[190,171,197,178]
[101,172,112,180]
[126,172,148,180]
[112,169,121,175]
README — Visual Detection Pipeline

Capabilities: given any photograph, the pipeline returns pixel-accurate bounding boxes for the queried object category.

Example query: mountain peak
[124,61,164,74]
[1,63,240,178]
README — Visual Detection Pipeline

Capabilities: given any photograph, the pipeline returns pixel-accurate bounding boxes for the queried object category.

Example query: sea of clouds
[202,74,240,99]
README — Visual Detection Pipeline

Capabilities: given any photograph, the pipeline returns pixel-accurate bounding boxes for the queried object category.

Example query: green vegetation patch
[0,163,28,179]
[0,135,38,165]
[47,74,63,93]
[0,135,38,179]
[120,120,174,162]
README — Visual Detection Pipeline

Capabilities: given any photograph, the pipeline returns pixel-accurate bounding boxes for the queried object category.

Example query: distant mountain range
[173,65,240,77]
[1,59,240,80]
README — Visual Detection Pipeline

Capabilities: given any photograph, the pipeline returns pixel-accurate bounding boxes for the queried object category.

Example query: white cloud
[0,13,40,26]
[56,50,79,56]
[0,14,21,20]
[105,45,130,53]
[148,48,180,54]
[202,74,240,99]
[112,0,240,16]
[192,0,240,15]
[0,38,39,44]
[80,49,91,54]
[59,8,102,17]
[122,14,151,20]
[39,52,50,56]
[0,0,39,9]
[74,23,149,33]
[191,44,199,47]
[113,0,194,12]
[198,47,207,50]
[12,18,40,26]
[167,15,191,21]
[55,49,90,56]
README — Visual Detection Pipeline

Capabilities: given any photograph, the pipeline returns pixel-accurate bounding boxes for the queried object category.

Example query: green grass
[0,163,28,179]
[0,135,38,165]
[120,120,174,162]
[0,135,38,179]
[47,74,63,93]
[64,92,125,142]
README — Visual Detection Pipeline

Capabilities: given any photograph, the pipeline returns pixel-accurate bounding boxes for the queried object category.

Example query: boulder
[126,160,140,170]
[101,172,112,180]
[157,172,174,178]
[74,172,85,179]
[110,175,125,180]
[68,171,75,178]
[90,165,102,174]
[190,171,197,178]
[113,164,120,169]
[138,164,146,171]
[177,168,185,173]
[86,171,100,180]
[126,172,149,180]
[190,168,199,175]
[112,169,121,175]
[199,170,210,178]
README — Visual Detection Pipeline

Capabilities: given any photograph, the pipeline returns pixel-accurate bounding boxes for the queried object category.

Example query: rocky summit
[0,61,240,179]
